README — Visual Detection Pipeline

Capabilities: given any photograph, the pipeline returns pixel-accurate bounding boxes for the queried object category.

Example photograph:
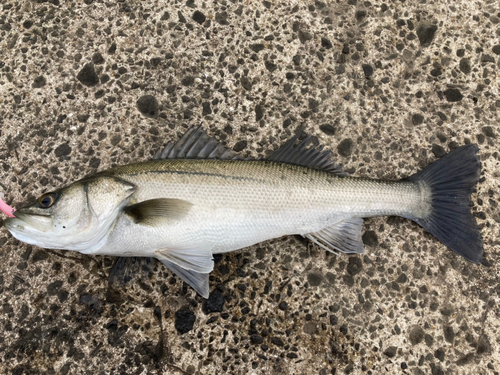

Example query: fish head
[5,176,136,252]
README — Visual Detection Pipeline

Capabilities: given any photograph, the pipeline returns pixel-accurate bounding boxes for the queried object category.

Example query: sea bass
[4,127,483,297]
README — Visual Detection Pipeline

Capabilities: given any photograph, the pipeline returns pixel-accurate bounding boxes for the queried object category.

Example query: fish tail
[406,144,483,263]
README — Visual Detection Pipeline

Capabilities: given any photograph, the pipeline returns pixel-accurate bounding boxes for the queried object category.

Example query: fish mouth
[5,211,52,233]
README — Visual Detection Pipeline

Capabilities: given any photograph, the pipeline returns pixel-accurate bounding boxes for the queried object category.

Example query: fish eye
[38,193,57,208]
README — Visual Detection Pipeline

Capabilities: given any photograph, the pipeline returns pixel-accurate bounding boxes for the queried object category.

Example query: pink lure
[0,197,15,218]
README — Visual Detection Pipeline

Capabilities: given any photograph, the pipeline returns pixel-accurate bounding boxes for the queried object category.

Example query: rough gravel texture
[1,1,499,374]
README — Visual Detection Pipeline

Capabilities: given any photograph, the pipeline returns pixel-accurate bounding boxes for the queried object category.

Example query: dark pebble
[255,104,264,121]
[47,280,63,295]
[307,272,323,287]
[241,77,252,90]
[32,76,46,88]
[416,24,437,47]
[431,144,446,158]
[437,111,447,121]
[192,10,206,24]
[347,257,363,276]
[482,126,496,138]
[355,10,367,22]
[298,29,313,43]
[233,140,247,152]
[342,274,354,286]
[362,64,373,77]
[383,346,397,358]
[181,76,194,86]
[278,302,287,311]
[308,98,320,109]
[215,11,228,25]
[481,54,495,63]
[362,231,378,247]
[321,37,332,49]
[409,326,424,345]
[430,69,442,77]
[202,102,212,116]
[319,124,335,135]
[271,337,284,346]
[77,63,99,86]
[477,334,491,354]
[430,363,444,375]
[492,45,500,55]
[337,138,354,157]
[456,353,474,366]
[443,326,455,343]
[32,250,49,262]
[434,348,445,361]
[175,308,196,334]
[110,134,121,146]
[459,58,471,74]
[54,143,72,157]
[92,52,105,65]
[88,156,100,168]
[150,57,161,67]
[136,95,159,118]
[329,315,338,325]
[205,290,224,313]
[265,61,277,72]
[412,113,424,125]
[250,44,265,53]
[443,88,463,102]
[250,334,264,345]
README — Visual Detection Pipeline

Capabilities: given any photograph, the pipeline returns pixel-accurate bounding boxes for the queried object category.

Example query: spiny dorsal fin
[153,126,248,161]
[267,131,347,176]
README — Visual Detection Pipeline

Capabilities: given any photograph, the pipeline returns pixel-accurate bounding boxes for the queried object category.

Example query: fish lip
[4,217,25,232]
[12,211,51,221]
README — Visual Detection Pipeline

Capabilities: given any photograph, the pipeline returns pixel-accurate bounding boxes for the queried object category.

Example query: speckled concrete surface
[0,0,499,374]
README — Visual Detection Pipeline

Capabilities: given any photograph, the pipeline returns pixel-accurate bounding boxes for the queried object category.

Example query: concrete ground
[1,0,499,374]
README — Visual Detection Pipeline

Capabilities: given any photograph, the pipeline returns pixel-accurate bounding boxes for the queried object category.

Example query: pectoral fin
[158,257,211,298]
[125,198,193,223]
[305,218,365,255]
[108,257,155,286]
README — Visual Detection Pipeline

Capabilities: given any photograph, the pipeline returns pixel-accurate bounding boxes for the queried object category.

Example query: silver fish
[5,127,483,297]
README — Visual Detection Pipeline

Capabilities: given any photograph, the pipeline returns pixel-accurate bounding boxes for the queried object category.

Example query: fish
[4,126,484,298]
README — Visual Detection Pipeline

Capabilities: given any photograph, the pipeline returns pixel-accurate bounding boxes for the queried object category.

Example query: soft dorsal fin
[154,126,247,161]
[267,131,347,175]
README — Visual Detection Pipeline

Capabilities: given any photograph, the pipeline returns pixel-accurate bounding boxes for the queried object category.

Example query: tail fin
[407,144,483,263]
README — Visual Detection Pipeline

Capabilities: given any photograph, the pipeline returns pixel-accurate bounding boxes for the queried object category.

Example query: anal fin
[158,258,210,298]
[305,218,365,255]
[155,247,214,298]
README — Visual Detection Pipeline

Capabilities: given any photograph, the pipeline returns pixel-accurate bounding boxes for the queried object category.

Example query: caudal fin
[407,144,483,263]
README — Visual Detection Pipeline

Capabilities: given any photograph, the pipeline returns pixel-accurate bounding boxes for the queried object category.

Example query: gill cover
[5,176,136,252]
